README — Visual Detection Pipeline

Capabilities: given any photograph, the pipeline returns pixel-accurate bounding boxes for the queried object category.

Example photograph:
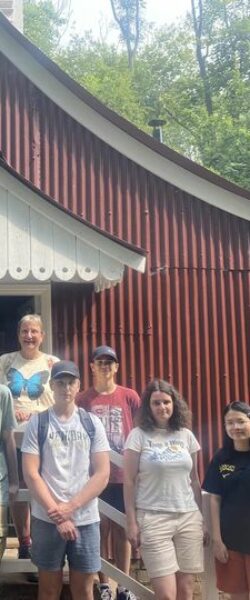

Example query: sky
[67,0,191,39]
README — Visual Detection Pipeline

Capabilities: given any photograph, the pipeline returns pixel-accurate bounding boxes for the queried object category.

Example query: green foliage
[23,0,250,190]
[200,113,250,189]
[56,35,147,128]
[132,24,204,156]
[23,0,66,56]
[188,0,250,187]
[109,0,145,67]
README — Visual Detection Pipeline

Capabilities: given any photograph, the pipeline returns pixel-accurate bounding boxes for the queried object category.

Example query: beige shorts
[136,509,204,579]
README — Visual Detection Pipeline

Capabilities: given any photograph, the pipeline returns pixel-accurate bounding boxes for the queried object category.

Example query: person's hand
[48,502,74,524]
[126,521,140,550]
[56,520,78,541]
[213,539,229,563]
[203,524,210,547]
[9,483,19,504]
[15,410,31,422]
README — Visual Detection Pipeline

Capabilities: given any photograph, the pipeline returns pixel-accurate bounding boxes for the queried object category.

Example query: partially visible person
[0,314,59,559]
[22,360,110,600]
[0,384,19,560]
[77,345,141,600]
[203,401,250,600]
[124,379,204,600]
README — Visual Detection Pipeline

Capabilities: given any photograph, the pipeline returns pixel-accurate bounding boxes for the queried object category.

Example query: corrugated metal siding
[1,53,250,475]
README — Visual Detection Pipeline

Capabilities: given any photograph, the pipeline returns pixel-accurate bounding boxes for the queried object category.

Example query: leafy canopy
[23,0,250,190]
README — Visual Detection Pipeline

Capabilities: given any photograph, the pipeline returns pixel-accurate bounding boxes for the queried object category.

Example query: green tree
[57,34,147,128]
[23,0,66,56]
[109,0,145,68]
[188,0,250,186]
[132,24,204,156]
[23,0,250,190]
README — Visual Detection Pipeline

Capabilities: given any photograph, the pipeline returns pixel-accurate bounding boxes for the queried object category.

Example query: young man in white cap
[22,360,110,600]
[77,346,141,600]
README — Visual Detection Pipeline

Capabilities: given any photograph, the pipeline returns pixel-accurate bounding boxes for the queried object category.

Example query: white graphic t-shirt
[21,407,110,525]
[125,427,200,512]
[0,352,59,433]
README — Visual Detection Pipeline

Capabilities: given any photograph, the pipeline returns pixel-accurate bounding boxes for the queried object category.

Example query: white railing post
[201,492,219,600]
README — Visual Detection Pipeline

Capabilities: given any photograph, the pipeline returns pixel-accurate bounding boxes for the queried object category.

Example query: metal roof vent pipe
[148,119,166,143]
[0,0,23,31]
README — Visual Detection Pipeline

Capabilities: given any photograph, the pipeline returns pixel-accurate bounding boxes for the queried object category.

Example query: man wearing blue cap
[77,346,141,600]
[21,360,110,600]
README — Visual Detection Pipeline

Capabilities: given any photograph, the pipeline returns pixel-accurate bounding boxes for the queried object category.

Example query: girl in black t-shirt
[203,401,250,600]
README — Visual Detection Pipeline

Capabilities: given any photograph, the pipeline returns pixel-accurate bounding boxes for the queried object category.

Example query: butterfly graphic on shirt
[7,368,49,399]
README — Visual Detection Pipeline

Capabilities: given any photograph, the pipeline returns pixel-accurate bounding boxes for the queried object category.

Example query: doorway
[0,296,35,354]
[0,285,52,354]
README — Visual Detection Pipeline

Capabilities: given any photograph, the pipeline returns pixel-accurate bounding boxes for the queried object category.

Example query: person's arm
[48,450,110,523]
[3,429,19,503]
[123,448,141,549]
[70,450,110,510]
[0,356,6,382]
[190,452,202,511]
[210,493,228,563]
[131,391,141,422]
[190,452,210,546]
[22,452,59,512]
[15,410,31,423]
[22,453,78,540]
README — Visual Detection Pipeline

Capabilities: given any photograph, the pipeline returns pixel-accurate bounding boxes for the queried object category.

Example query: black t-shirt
[203,448,250,554]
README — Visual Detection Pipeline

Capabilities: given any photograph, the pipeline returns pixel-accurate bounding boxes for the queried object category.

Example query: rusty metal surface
[1,53,250,476]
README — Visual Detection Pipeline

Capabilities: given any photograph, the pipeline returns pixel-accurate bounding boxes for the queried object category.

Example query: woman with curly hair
[123,379,204,600]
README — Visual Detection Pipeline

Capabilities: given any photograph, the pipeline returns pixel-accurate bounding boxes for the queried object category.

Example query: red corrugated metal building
[0,13,249,474]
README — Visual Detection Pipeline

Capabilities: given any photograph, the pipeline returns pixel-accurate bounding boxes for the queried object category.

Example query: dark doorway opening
[0,296,35,355]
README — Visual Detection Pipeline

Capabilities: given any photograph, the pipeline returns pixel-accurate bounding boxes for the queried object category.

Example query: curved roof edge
[0,154,147,268]
[0,11,250,215]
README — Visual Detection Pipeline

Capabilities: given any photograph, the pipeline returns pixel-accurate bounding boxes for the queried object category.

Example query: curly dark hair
[222,401,250,457]
[137,379,191,431]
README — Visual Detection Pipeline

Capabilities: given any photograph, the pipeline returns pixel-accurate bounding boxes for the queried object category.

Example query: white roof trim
[0,25,250,221]
[0,168,146,292]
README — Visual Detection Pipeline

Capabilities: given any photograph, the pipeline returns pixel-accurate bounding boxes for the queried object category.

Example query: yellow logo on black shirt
[219,464,235,478]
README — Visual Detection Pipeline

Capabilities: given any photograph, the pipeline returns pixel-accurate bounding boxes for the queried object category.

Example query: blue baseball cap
[91,345,118,363]
[51,360,80,380]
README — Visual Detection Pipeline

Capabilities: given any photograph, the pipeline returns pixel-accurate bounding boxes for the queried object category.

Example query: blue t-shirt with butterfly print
[0,351,59,436]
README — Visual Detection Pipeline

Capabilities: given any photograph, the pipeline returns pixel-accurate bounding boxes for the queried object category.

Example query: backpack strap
[37,408,95,473]
[78,407,95,446]
[38,409,50,473]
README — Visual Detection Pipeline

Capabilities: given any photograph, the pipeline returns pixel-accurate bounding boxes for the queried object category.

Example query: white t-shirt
[21,407,110,525]
[0,351,59,422]
[125,427,200,512]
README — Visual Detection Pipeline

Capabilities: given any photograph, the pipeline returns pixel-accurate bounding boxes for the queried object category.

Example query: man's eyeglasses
[95,359,115,367]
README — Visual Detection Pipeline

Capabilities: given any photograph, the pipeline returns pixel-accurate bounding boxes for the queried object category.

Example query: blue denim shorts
[31,517,101,572]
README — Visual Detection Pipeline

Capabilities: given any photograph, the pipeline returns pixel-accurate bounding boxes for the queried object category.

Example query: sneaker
[99,585,113,600]
[18,544,31,559]
[116,589,137,600]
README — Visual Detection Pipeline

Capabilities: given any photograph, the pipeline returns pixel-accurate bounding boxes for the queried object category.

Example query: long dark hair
[137,379,191,432]
[222,401,250,457]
